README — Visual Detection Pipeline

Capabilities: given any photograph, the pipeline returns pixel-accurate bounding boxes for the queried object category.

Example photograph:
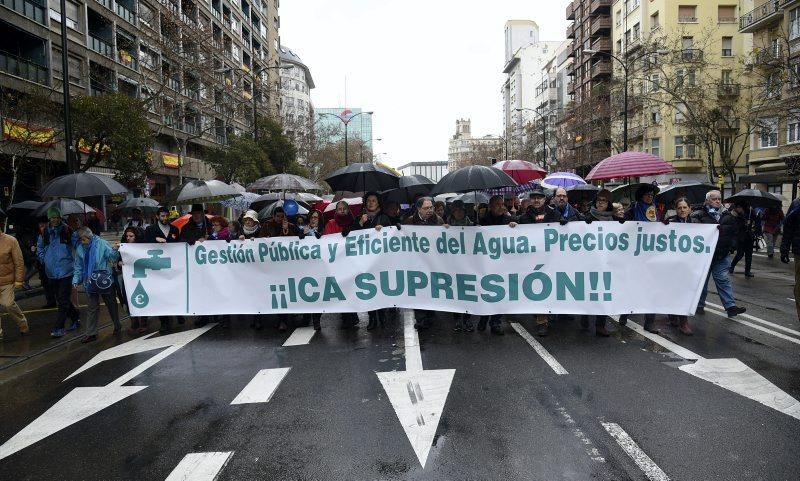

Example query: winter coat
[37,223,76,280]
[356,210,392,230]
[0,233,24,287]
[259,220,299,237]
[178,219,212,243]
[589,207,615,222]
[403,213,444,226]
[691,206,737,260]
[518,205,560,224]
[763,209,784,234]
[447,215,474,226]
[72,237,121,287]
[144,223,181,243]
[552,203,583,222]
[625,201,662,222]
[479,211,513,226]
[781,200,800,256]
[667,214,695,224]
[209,227,230,241]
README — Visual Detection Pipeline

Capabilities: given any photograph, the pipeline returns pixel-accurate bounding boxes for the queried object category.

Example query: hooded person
[625,184,661,222]
[239,210,261,239]
[72,227,121,343]
[37,206,80,338]
[357,191,391,231]
[144,206,180,243]
[178,204,212,243]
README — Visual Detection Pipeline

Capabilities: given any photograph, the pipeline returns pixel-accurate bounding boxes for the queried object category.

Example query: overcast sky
[279,1,568,167]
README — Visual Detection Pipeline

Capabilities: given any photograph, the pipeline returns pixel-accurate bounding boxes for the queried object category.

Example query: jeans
[698,255,736,310]
[85,291,120,336]
[53,276,79,329]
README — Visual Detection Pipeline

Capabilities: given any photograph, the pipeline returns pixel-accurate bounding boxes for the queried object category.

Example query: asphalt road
[0,253,798,480]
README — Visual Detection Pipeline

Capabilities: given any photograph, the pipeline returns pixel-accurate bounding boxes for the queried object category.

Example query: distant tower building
[448,119,502,171]
[278,45,314,163]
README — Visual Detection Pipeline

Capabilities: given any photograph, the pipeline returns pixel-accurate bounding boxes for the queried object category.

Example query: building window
[791,7,800,40]
[675,136,696,158]
[788,113,800,144]
[49,0,80,30]
[678,5,697,23]
[651,110,662,124]
[764,73,782,99]
[721,69,732,84]
[759,118,778,148]
[649,73,660,92]
[720,136,732,156]
[676,69,696,86]
[649,138,660,157]
[52,49,82,85]
[721,37,732,57]
[718,5,736,23]
[674,103,687,123]
[650,12,659,30]
[633,23,640,40]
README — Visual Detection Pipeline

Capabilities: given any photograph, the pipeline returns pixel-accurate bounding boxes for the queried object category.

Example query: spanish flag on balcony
[162,153,181,169]
[2,119,56,147]
[78,139,111,155]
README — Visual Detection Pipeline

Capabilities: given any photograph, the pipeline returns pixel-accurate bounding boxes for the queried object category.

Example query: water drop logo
[131,281,150,308]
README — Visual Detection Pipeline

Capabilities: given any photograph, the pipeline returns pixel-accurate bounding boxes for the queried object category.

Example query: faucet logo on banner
[130,249,172,309]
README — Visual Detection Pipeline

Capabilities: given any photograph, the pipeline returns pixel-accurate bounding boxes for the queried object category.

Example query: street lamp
[583,48,668,152]
[317,111,374,165]
[515,107,561,170]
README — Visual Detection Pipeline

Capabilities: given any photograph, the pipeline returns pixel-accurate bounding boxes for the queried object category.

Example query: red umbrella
[585,152,674,181]
[492,160,547,183]
[171,213,213,231]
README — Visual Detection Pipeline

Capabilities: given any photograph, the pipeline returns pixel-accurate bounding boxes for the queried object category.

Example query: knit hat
[242,210,259,223]
[47,206,61,219]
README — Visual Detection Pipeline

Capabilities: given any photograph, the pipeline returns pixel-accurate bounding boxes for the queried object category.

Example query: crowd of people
[5,181,798,343]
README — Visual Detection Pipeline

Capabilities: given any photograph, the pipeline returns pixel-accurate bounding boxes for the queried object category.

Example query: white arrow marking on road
[165,451,234,481]
[0,325,216,461]
[282,326,317,346]
[231,368,291,404]
[0,386,146,461]
[376,309,455,469]
[613,318,800,421]
[65,324,217,381]
[601,422,671,481]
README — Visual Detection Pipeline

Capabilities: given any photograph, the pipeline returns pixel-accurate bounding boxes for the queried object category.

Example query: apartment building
[739,0,800,201]
[0,0,281,197]
[278,45,314,163]
[609,0,749,186]
[448,119,502,171]
[529,40,572,170]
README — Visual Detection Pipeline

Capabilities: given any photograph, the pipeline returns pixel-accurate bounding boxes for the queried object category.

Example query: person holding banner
[582,189,615,337]
[209,217,230,241]
[238,210,261,240]
[666,197,695,335]
[179,204,211,243]
[323,201,360,329]
[357,192,392,330]
[119,227,147,334]
[260,207,298,239]
[477,195,515,335]
[446,200,475,332]
[144,207,183,333]
[552,188,583,223]
[404,197,444,330]
[692,190,747,318]
[300,210,323,239]
[72,227,121,343]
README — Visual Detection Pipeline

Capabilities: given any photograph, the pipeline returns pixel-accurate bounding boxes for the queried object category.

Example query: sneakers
[66,319,81,332]
[726,306,746,317]
[50,328,65,338]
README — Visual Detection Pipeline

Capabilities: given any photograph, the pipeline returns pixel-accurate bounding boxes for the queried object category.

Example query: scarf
[633,201,658,222]
[364,209,379,221]
[590,207,614,222]
[242,223,259,236]
[335,213,353,229]
[555,203,574,220]
[706,207,721,222]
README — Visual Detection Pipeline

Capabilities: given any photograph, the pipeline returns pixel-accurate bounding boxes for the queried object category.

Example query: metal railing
[1,0,45,24]
[0,49,48,85]
[89,35,114,57]
[115,3,136,24]
[740,1,782,31]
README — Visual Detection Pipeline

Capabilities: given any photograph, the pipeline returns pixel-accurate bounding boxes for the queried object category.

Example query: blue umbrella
[220,192,260,210]
[542,172,586,188]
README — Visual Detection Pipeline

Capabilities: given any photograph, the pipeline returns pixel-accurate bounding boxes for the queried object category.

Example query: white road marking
[601,422,671,481]
[510,322,569,375]
[282,326,317,346]
[609,317,702,361]
[230,368,291,404]
[165,452,234,481]
[554,404,605,463]
[705,308,800,346]
[754,253,792,261]
[705,301,800,338]
[680,359,800,421]
[789,298,796,302]
[376,309,455,468]
[0,386,146,461]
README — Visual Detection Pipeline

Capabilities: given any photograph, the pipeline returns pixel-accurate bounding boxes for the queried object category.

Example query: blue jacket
[72,237,120,287]
[37,224,76,280]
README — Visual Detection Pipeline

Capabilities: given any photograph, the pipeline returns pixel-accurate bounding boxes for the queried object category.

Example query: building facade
[739,0,800,203]
[278,44,314,163]
[397,161,448,183]
[0,0,280,200]
[448,119,503,171]
[528,39,572,170]
[315,107,373,162]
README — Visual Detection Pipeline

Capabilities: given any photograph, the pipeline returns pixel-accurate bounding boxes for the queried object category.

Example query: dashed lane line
[282,326,317,346]
[601,422,671,481]
[608,316,703,361]
[165,452,234,481]
[230,368,291,404]
[510,322,569,375]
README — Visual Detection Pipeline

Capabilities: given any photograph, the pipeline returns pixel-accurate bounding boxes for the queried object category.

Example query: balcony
[590,61,612,78]
[89,35,114,58]
[756,46,784,65]
[717,83,741,97]
[716,118,741,130]
[95,0,111,11]
[166,77,180,91]
[590,37,612,53]
[117,49,138,70]
[159,0,178,15]
[0,49,48,85]
[590,0,612,14]
[567,81,575,95]
[567,23,575,39]
[674,49,704,62]
[589,15,612,37]
[740,1,784,33]
[566,0,575,20]
[115,3,135,24]
[1,0,46,25]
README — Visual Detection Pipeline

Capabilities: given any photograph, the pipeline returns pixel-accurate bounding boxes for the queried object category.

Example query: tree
[70,93,153,188]
[204,133,269,184]
[255,116,306,176]
[0,88,60,230]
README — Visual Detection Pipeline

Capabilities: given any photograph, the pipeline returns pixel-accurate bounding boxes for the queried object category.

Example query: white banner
[120,223,718,317]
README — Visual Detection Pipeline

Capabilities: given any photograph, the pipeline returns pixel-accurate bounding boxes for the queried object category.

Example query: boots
[312,314,321,331]
[642,314,659,334]
[678,317,693,335]
[477,317,488,331]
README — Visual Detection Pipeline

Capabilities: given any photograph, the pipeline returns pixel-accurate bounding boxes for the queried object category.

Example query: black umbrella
[450,192,490,205]
[165,180,240,204]
[116,197,161,213]
[429,165,517,195]
[325,162,400,193]
[566,184,600,204]
[39,172,128,198]
[655,181,716,206]
[610,183,659,203]
[381,174,435,203]
[727,189,783,209]
[33,199,96,217]
[248,174,323,192]
[7,200,44,217]
[258,200,310,220]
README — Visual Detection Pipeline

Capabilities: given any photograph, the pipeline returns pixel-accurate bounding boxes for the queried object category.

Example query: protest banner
[120,222,718,317]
